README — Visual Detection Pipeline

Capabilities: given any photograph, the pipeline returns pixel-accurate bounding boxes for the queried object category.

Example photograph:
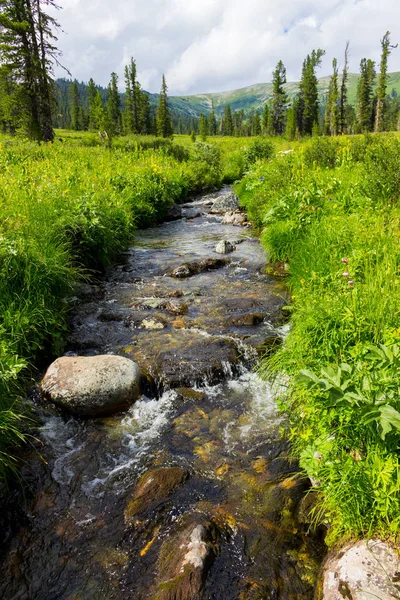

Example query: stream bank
[0,189,326,600]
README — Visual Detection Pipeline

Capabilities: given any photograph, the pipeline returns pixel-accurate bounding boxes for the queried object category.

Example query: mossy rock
[125,467,189,525]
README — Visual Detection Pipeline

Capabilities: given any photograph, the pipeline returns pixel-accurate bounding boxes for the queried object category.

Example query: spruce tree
[356,58,376,132]
[324,58,339,136]
[271,60,288,135]
[223,105,233,135]
[0,0,62,141]
[208,99,217,135]
[375,31,397,132]
[262,103,269,135]
[105,72,121,136]
[156,74,173,137]
[253,111,261,136]
[298,49,325,135]
[339,41,349,134]
[68,81,82,130]
[199,113,208,140]
[285,106,296,140]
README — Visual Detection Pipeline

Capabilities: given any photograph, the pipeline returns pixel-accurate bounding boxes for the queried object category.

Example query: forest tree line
[0,0,398,141]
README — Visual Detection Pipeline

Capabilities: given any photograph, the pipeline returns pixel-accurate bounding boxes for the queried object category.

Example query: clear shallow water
[0,192,324,600]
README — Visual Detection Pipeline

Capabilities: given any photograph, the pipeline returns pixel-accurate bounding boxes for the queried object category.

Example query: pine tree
[339,41,350,134]
[0,0,62,141]
[208,99,217,135]
[253,111,261,136]
[271,60,288,135]
[139,91,152,134]
[298,49,325,135]
[105,72,121,136]
[356,58,376,132]
[68,81,82,130]
[156,74,173,137]
[285,106,296,140]
[262,103,269,135]
[88,89,103,131]
[223,104,233,135]
[324,58,339,136]
[199,113,208,140]
[375,31,397,132]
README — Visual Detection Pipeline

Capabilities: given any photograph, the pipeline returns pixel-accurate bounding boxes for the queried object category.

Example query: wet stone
[41,355,141,417]
[125,467,189,524]
[141,317,167,330]
[154,520,220,600]
[170,258,228,278]
[165,300,189,315]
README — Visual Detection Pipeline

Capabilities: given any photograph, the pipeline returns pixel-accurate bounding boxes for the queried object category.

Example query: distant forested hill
[54,71,400,129]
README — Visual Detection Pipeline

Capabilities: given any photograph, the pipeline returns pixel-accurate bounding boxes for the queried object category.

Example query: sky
[50,0,400,96]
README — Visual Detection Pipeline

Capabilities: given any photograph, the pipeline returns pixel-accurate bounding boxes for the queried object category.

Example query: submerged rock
[321,540,400,600]
[125,467,189,524]
[132,331,240,388]
[141,317,166,330]
[171,258,228,278]
[165,204,182,221]
[209,192,240,214]
[154,520,219,600]
[41,355,141,417]
[215,240,235,254]
[165,300,189,315]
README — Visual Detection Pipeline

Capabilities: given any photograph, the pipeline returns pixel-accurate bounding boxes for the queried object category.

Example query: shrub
[243,138,275,168]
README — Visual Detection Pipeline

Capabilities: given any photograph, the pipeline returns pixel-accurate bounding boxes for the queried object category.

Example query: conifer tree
[339,41,349,134]
[88,89,104,131]
[68,81,82,130]
[0,0,62,141]
[105,72,121,136]
[208,99,217,135]
[253,110,261,136]
[375,31,397,132]
[156,74,173,137]
[223,104,233,135]
[262,103,269,135]
[298,49,325,135]
[356,58,376,132]
[271,60,288,135]
[324,58,339,136]
[285,106,296,140]
[139,91,152,134]
[199,113,208,140]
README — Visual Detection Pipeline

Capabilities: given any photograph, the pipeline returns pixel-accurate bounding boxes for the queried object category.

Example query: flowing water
[0,190,325,600]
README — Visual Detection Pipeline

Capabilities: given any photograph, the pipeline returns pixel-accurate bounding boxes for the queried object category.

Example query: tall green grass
[237,133,400,544]
[0,132,253,481]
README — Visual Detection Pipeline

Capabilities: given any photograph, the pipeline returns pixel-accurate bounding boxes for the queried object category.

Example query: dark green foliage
[375,31,397,132]
[298,49,325,135]
[0,0,61,141]
[339,41,350,134]
[324,59,339,136]
[303,136,339,168]
[105,72,122,136]
[68,81,83,130]
[356,58,376,132]
[243,138,275,169]
[199,113,208,140]
[223,104,233,135]
[271,60,287,135]
[208,101,217,135]
[156,74,173,138]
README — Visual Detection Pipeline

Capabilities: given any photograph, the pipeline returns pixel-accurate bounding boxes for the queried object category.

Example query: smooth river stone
[41,355,141,417]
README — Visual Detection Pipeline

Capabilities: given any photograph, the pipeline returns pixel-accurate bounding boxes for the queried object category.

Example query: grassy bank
[237,133,400,544]
[0,132,272,481]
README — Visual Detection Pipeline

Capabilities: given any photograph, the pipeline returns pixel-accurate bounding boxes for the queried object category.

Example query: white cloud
[50,0,400,95]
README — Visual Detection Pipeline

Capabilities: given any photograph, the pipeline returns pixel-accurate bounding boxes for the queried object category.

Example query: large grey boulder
[321,539,400,600]
[209,192,240,214]
[41,355,141,417]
